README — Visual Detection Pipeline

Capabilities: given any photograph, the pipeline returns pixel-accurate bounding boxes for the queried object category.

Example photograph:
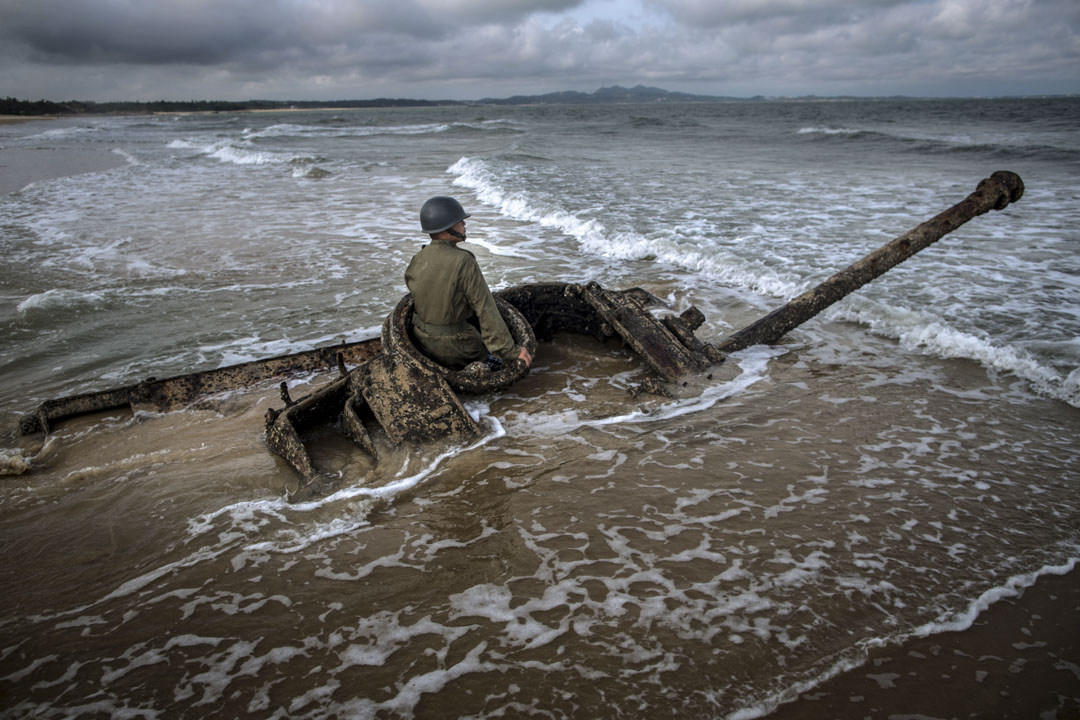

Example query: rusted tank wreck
[17,172,1025,503]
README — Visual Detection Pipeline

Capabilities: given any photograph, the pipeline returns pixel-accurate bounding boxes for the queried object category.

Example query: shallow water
[1,100,1078,718]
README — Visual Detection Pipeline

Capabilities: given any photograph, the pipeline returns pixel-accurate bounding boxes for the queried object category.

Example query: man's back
[405,237,516,368]
[405,237,476,327]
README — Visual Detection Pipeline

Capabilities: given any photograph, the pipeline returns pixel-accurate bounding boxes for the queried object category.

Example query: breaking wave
[795,124,1080,162]
[167,137,316,166]
[242,118,522,140]
[829,297,1080,408]
[16,288,106,315]
[449,156,803,299]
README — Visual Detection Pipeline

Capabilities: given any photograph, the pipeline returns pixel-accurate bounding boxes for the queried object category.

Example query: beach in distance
[0,143,129,195]
[1,100,1077,719]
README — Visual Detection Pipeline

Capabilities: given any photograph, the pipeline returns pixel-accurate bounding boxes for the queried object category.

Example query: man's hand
[518,346,533,368]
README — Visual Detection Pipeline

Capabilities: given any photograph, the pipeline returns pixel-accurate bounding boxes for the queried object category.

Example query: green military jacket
[404,237,517,369]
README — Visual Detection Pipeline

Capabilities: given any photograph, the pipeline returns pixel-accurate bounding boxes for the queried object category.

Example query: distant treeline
[6,88,1066,117]
[1,97,461,116]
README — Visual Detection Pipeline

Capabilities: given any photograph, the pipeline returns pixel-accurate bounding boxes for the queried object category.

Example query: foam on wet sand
[762,568,1080,719]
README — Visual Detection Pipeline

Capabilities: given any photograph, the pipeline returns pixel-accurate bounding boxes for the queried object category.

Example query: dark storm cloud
[0,0,439,65]
[0,0,587,66]
[636,0,1080,94]
[0,0,1076,100]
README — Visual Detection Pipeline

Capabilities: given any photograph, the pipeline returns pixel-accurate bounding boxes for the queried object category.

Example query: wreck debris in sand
[16,172,1024,502]
[268,281,724,501]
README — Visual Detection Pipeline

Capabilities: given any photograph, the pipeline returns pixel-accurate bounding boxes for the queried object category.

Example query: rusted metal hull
[18,338,383,436]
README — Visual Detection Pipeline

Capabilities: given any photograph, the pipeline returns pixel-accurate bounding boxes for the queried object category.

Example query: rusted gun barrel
[714,171,1024,354]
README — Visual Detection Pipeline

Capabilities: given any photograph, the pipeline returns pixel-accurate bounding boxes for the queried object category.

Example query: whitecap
[830,297,1080,407]
[797,126,861,135]
[167,136,300,165]
[21,126,101,141]
[16,288,106,315]
[110,147,141,166]
[207,144,291,166]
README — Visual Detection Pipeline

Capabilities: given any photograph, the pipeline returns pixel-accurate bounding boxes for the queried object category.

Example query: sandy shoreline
[766,566,1080,719]
[0,108,359,194]
[0,114,130,194]
[0,107,362,122]
[0,147,130,195]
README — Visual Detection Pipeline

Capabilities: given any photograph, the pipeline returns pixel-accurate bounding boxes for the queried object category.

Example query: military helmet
[420,196,470,234]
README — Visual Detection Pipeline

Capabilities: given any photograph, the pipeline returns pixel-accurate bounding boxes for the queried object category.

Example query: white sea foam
[296,408,508,507]
[168,137,306,166]
[830,297,1080,407]
[914,556,1079,637]
[243,119,516,140]
[796,124,1043,151]
[727,555,1080,720]
[503,345,785,438]
[207,325,381,368]
[207,144,295,166]
[0,449,32,475]
[797,126,861,135]
[337,612,471,669]
[16,288,106,315]
[245,121,453,139]
[77,246,184,279]
[20,126,101,141]
[110,147,140,166]
[179,404,507,564]
[465,235,533,259]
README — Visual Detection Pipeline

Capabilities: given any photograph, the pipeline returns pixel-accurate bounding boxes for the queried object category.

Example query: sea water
[0,98,1078,718]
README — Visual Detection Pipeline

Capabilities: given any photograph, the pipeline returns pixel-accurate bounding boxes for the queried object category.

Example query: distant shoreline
[0,144,130,195]
[0,98,462,118]
[4,86,1076,118]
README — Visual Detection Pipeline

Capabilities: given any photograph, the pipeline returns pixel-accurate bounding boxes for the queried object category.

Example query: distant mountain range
[482,84,1011,104]
[478,84,757,104]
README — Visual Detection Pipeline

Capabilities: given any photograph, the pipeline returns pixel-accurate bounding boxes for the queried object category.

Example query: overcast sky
[1,0,1077,101]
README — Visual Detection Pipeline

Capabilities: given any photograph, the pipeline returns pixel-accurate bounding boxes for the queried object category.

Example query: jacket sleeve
[459,254,518,362]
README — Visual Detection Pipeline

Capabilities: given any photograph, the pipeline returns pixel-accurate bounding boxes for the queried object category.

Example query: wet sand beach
[0,145,130,195]
[766,567,1080,719]
[0,116,129,195]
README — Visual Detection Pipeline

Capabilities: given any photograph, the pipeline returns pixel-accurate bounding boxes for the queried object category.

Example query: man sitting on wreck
[405,196,533,371]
